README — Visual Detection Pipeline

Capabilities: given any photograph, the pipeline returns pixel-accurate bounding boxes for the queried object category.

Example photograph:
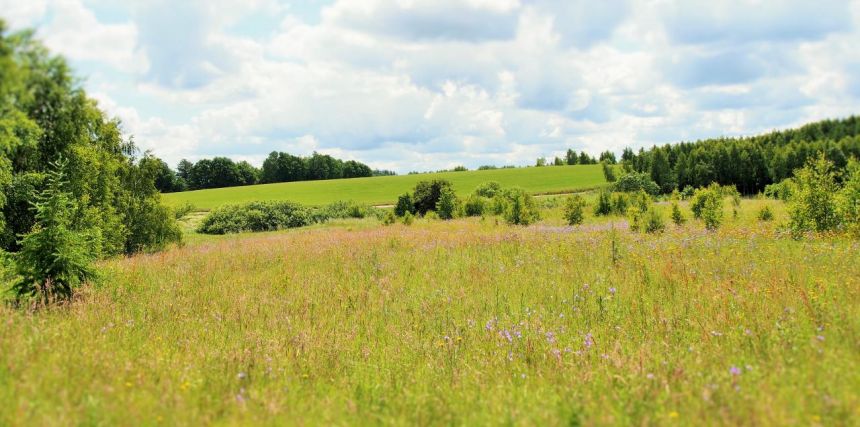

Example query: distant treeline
[152,152,393,192]
[618,117,860,194]
[538,117,860,194]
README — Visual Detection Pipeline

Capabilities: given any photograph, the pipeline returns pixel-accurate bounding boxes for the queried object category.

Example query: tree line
[150,151,386,193]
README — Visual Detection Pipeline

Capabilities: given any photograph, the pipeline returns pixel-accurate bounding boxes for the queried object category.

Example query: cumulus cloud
[1,0,859,171]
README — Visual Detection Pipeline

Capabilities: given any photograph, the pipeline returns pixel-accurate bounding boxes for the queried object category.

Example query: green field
[162,165,606,210]
[2,199,858,425]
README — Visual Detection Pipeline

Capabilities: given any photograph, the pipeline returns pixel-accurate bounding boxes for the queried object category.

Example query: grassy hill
[162,165,606,210]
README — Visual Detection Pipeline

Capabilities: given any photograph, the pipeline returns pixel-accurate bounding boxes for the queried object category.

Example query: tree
[536,157,547,167]
[599,151,617,164]
[11,162,95,303]
[788,154,841,237]
[474,181,502,198]
[394,193,415,217]
[691,184,724,231]
[140,155,183,193]
[594,191,612,216]
[613,172,660,195]
[563,194,586,225]
[566,149,578,165]
[503,188,540,226]
[412,180,453,215]
[602,161,617,182]
[838,160,860,237]
[436,186,461,220]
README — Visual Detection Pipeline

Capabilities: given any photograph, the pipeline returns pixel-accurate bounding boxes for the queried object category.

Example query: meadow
[161,164,606,210]
[1,198,858,426]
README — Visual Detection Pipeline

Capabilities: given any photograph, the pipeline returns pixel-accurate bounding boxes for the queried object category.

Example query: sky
[2,0,859,172]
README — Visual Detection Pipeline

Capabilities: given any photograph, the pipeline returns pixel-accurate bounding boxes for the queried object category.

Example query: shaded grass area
[1,202,858,425]
[162,165,606,211]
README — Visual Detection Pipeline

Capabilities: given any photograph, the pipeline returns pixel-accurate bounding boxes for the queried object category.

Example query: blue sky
[2,0,859,172]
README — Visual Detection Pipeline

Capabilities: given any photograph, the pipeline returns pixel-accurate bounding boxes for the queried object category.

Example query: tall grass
[1,204,858,425]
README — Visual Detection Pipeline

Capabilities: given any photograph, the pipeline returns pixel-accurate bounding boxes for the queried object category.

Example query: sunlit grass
[162,164,606,211]
[1,200,858,425]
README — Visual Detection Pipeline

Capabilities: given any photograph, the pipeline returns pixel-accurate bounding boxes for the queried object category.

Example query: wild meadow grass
[1,200,858,425]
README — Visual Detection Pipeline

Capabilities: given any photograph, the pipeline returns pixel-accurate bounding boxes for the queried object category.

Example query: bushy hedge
[198,200,381,234]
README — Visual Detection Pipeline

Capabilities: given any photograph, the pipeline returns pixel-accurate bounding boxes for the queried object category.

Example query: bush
[503,188,540,226]
[424,211,440,220]
[173,202,196,220]
[838,160,860,237]
[594,191,612,216]
[463,194,486,217]
[613,172,660,195]
[394,193,415,217]
[611,192,629,215]
[691,184,724,230]
[602,162,617,182]
[489,195,508,216]
[644,208,666,234]
[757,206,774,222]
[563,195,586,226]
[671,201,686,225]
[382,211,396,226]
[313,200,382,222]
[436,187,461,220]
[412,180,453,215]
[10,165,96,304]
[402,211,415,225]
[197,201,311,234]
[788,154,840,237]
[474,181,503,198]
[764,179,795,201]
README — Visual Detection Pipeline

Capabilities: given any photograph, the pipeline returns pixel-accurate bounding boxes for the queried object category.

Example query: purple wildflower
[500,329,513,342]
[485,319,496,331]
[730,366,741,376]
[609,287,616,295]
[546,331,556,344]
[584,333,594,349]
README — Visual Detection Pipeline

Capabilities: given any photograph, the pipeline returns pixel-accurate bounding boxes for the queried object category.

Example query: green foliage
[763,179,795,201]
[644,208,666,234]
[474,181,502,198]
[691,184,724,230]
[563,194,586,226]
[601,162,617,182]
[613,172,660,195]
[611,192,629,215]
[671,201,686,226]
[197,201,311,235]
[788,154,841,237]
[757,206,774,222]
[9,163,95,303]
[382,211,396,226]
[463,194,486,217]
[401,211,414,226]
[435,186,461,220]
[503,188,540,226]
[838,160,860,238]
[412,179,453,215]
[394,193,415,217]
[594,191,612,216]
[173,202,196,220]
[312,200,383,222]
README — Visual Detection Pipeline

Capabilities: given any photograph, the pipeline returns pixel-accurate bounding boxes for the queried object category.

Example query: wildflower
[485,319,496,331]
[584,333,594,349]
[815,335,825,342]
[500,329,513,342]
[729,366,741,376]
[668,411,679,418]
[710,330,722,337]
[546,331,556,344]
[237,372,248,381]
[609,287,616,295]
[582,284,590,292]
[646,373,654,379]
[513,330,522,339]
[551,348,562,359]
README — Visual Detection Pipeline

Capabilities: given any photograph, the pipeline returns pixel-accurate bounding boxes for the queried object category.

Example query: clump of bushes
[563,194,586,226]
[671,201,686,226]
[787,154,860,238]
[436,187,461,220]
[502,188,540,225]
[691,184,725,231]
[613,172,660,195]
[198,200,381,234]
[757,206,774,222]
[463,194,486,217]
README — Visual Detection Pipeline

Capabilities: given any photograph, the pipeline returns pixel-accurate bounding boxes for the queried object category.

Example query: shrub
[838,160,860,237]
[436,187,461,220]
[413,180,454,215]
[764,179,795,201]
[424,211,439,220]
[563,194,586,226]
[788,154,840,237]
[474,181,503,198]
[382,211,396,226]
[314,200,381,222]
[611,192,629,215]
[489,195,508,216]
[680,185,695,200]
[173,202,196,220]
[644,208,666,234]
[757,206,774,222]
[503,188,540,226]
[10,164,96,304]
[602,162,617,182]
[613,172,660,195]
[394,193,415,217]
[671,201,686,225]
[691,184,724,230]
[402,211,415,226]
[594,191,612,216]
[463,194,486,217]
[197,201,311,234]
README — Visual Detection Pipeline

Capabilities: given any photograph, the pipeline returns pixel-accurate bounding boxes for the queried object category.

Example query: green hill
[162,164,606,210]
